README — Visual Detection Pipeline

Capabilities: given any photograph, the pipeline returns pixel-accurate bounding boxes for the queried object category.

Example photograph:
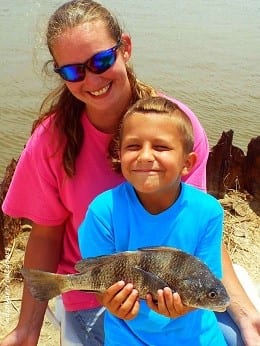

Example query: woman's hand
[222,246,260,345]
[237,311,260,346]
[146,287,194,318]
[97,281,140,320]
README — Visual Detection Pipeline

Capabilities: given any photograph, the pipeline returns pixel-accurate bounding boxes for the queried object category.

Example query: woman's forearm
[222,245,257,321]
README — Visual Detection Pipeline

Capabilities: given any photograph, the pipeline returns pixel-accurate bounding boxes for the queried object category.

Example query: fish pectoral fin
[133,267,168,291]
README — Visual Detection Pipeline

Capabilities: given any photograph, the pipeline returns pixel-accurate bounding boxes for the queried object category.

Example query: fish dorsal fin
[133,266,169,291]
[75,251,135,273]
[75,254,116,273]
[75,259,98,273]
[138,246,180,253]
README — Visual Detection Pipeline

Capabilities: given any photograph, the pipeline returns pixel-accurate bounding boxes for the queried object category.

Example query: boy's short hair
[110,96,194,172]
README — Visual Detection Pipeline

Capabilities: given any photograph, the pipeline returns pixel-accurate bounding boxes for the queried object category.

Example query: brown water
[0,0,260,178]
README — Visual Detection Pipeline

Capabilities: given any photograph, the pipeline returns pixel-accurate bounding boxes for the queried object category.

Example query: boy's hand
[97,281,140,320]
[146,287,194,318]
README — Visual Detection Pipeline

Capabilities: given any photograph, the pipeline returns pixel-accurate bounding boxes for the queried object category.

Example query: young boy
[78,96,226,345]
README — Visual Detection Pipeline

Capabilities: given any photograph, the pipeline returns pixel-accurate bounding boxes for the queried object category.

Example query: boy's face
[120,113,194,198]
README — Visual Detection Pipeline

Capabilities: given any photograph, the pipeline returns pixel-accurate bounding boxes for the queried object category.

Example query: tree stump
[207,131,260,206]
[206,130,245,198]
[244,136,260,201]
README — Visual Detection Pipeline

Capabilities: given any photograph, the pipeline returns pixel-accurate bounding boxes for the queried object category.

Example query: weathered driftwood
[206,131,260,203]
[0,131,259,259]
[244,136,260,201]
[206,130,245,198]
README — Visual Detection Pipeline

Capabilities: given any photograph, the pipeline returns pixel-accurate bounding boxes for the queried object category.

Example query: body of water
[1,0,260,178]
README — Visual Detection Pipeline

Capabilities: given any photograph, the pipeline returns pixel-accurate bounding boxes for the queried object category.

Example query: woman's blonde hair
[33,0,156,176]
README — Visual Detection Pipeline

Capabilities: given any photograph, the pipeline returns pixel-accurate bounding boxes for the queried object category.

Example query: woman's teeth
[90,84,110,96]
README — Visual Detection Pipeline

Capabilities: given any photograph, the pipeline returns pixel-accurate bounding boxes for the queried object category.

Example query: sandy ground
[0,190,259,345]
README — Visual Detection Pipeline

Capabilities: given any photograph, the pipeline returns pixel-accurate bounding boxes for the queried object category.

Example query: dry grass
[0,190,259,344]
[0,233,59,345]
[221,191,260,284]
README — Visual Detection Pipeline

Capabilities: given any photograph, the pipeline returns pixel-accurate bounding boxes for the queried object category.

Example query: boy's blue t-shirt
[78,182,226,346]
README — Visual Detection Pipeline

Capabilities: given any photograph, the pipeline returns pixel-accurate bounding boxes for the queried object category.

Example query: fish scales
[86,252,170,295]
[88,253,138,290]
[21,247,230,312]
[87,252,162,295]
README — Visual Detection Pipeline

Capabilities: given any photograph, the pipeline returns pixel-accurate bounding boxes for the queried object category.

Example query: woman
[1,1,259,345]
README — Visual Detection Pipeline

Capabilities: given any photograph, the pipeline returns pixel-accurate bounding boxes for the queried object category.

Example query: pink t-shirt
[2,96,208,311]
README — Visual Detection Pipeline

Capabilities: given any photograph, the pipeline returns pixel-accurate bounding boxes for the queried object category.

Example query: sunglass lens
[55,44,119,81]
[89,49,116,74]
[60,65,85,82]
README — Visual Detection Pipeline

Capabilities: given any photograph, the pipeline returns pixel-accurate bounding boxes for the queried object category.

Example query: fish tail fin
[21,268,69,301]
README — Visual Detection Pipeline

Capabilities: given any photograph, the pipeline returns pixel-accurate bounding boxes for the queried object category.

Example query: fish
[21,246,230,312]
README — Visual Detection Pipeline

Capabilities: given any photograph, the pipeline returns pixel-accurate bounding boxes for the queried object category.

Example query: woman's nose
[81,69,102,86]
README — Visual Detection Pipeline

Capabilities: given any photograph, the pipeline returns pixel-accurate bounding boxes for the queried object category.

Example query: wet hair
[109,96,194,173]
[32,0,156,177]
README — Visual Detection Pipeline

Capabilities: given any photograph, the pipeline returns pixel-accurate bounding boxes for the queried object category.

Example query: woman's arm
[222,245,260,345]
[0,223,65,346]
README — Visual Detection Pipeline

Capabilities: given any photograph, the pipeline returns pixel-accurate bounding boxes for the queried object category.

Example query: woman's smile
[88,82,111,97]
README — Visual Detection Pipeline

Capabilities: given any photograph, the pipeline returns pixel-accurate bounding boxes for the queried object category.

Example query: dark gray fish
[21,246,230,312]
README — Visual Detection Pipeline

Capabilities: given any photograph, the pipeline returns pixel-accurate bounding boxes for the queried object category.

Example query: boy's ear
[181,152,197,176]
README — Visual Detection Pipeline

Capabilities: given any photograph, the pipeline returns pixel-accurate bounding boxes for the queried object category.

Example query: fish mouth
[188,300,230,312]
[189,304,229,312]
[205,300,230,312]
[211,306,228,312]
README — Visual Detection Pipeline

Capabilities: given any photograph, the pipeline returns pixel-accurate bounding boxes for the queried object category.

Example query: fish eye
[208,290,218,299]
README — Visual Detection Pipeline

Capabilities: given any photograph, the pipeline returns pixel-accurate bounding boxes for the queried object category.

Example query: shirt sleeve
[2,128,70,225]
[78,196,115,259]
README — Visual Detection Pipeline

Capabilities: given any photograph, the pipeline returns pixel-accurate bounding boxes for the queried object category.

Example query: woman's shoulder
[26,115,64,153]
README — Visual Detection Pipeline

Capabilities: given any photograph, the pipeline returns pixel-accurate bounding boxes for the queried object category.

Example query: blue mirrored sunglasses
[54,41,121,82]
